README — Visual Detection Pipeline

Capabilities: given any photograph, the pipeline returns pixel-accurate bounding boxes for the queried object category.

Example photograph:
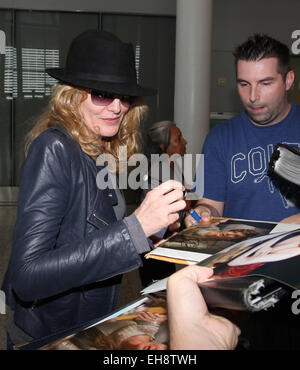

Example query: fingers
[185,213,198,227]
[169,265,214,285]
[189,265,214,283]
[168,199,186,215]
[155,180,185,195]
[135,180,186,237]
[154,186,185,213]
[194,206,211,222]
[168,266,241,350]
[184,206,211,227]
[153,181,186,211]
[167,266,214,316]
[199,208,211,222]
[168,221,181,232]
[232,323,241,338]
[209,313,241,349]
[143,181,185,210]
[137,311,157,321]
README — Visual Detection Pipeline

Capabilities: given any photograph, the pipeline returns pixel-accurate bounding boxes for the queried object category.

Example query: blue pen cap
[189,208,201,222]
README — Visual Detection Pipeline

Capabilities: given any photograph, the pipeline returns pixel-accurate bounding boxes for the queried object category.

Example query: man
[185,34,300,350]
[187,34,300,226]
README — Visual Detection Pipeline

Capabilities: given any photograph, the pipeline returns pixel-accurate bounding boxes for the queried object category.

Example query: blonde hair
[25,84,148,170]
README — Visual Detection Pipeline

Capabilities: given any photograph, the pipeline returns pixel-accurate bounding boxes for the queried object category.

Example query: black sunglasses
[90,91,137,107]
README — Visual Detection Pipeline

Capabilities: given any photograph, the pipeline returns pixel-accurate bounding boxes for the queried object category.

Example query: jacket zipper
[93,213,109,226]
[31,300,38,310]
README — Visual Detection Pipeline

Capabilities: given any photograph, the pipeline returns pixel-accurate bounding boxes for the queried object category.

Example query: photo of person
[161,217,276,255]
[201,229,300,280]
[40,295,169,350]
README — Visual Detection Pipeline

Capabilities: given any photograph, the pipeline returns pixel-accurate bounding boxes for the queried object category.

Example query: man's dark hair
[233,34,291,77]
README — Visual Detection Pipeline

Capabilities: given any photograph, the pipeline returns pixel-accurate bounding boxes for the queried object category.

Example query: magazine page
[24,293,169,350]
[142,231,295,295]
[199,228,300,290]
[147,217,277,264]
[270,222,300,234]
[143,229,300,312]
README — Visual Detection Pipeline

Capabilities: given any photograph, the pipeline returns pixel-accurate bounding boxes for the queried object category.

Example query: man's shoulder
[209,112,244,136]
[291,103,300,117]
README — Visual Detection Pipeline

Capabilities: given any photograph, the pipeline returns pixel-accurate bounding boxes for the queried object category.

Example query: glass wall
[0,9,176,200]
[103,14,176,132]
[0,10,100,189]
[14,11,100,185]
[0,10,13,187]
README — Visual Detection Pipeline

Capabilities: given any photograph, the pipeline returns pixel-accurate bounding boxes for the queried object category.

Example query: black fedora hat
[46,30,157,97]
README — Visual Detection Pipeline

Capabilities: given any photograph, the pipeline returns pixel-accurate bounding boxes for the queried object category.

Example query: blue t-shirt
[200,103,300,222]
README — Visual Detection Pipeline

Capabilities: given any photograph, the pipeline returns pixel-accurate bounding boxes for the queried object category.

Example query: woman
[99,311,168,350]
[142,120,187,190]
[42,311,168,350]
[2,30,185,348]
[139,121,190,287]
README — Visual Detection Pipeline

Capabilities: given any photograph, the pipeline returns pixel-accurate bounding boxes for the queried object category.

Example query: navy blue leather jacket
[2,126,142,339]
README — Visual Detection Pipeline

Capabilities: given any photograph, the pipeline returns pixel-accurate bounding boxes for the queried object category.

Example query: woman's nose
[108,98,122,113]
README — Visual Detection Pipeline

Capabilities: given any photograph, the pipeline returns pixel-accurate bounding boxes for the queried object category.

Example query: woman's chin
[93,126,120,138]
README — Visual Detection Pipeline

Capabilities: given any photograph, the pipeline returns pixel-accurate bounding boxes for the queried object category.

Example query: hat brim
[46,68,157,97]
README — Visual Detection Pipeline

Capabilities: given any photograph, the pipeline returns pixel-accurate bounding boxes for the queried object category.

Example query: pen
[189,208,201,223]
[143,174,190,197]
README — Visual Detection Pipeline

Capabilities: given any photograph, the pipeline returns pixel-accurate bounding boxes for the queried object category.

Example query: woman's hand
[135,180,186,237]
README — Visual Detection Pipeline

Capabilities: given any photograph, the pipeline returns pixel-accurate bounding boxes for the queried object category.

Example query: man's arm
[185,197,224,226]
[280,213,300,224]
[186,126,226,226]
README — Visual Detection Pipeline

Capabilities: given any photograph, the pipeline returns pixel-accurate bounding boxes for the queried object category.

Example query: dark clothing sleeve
[124,213,151,254]
[8,131,142,303]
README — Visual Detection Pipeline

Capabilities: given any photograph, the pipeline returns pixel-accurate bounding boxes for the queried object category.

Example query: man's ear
[159,143,165,152]
[285,70,295,91]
